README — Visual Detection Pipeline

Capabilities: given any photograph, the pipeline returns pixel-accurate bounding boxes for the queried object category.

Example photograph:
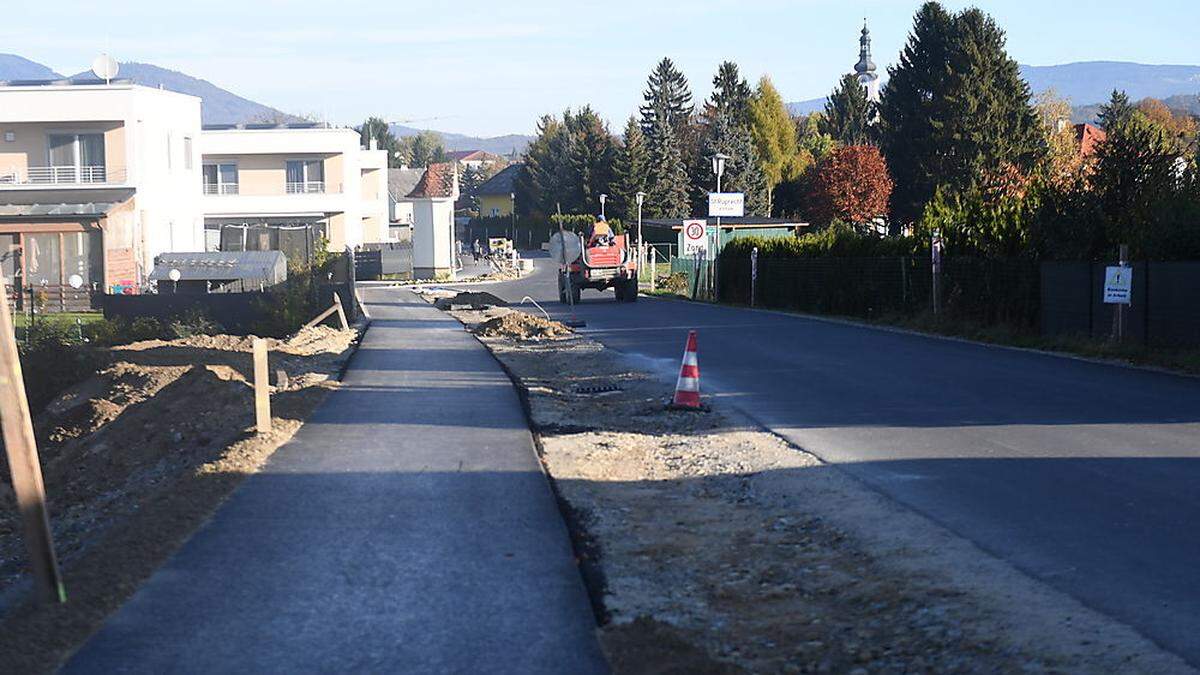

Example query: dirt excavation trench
[430,295,1191,674]
[0,326,359,673]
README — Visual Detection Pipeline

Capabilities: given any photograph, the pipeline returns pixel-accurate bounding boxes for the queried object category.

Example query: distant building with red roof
[1074,123,1107,159]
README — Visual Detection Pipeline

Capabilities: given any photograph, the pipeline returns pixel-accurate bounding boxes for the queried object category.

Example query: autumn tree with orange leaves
[808,145,893,228]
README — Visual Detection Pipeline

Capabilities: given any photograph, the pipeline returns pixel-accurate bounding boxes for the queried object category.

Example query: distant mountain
[0,54,61,80]
[786,98,826,116]
[787,61,1200,120]
[390,124,532,157]
[1020,62,1200,106]
[68,62,296,125]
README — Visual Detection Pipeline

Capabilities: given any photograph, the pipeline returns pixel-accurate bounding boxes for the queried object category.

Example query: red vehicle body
[558,232,639,303]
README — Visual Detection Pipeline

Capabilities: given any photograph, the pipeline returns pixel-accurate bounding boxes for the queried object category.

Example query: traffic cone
[672,330,701,409]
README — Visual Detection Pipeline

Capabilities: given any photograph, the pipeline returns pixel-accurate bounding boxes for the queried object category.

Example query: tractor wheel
[614,281,626,302]
[623,278,639,302]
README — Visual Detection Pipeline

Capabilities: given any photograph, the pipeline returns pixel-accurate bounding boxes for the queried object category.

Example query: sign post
[1104,244,1132,342]
[750,246,758,308]
[931,229,943,316]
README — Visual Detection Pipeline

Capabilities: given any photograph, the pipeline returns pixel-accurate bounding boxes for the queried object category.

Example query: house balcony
[0,165,128,189]
[202,182,346,217]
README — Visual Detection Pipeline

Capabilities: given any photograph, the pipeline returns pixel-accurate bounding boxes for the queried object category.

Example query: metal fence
[354,242,413,280]
[1041,261,1200,346]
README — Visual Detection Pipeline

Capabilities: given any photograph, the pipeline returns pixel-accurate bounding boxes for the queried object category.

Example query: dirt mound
[474,311,571,340]
[0,327,359,671]
[434,291,508,310]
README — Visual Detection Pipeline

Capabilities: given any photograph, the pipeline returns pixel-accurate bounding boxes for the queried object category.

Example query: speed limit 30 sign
[682,219,708,256]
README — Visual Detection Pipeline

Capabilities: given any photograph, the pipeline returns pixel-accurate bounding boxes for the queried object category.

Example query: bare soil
[0,325,358,673]
[445,304,1192,674]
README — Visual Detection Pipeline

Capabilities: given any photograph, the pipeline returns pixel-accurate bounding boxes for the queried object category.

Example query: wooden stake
[253,338,271,434]
[333,293,349,331]
[0,275,65,603]
[302,303,338,330]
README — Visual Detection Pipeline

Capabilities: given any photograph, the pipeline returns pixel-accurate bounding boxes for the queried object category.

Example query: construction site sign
[682,219,709,256]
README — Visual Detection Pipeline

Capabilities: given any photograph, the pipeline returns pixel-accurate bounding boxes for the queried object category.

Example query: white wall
[412,197,455,277]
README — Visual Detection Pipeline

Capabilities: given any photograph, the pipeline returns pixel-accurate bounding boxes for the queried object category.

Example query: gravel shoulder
[0,325,360,673]
[428,292,1192,674]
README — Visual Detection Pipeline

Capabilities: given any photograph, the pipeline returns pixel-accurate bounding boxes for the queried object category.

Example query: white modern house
[0,80,202,296]
[199,124,389,257]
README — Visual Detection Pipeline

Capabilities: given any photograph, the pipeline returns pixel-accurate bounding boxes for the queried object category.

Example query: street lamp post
[709,153,730,298]
[635,191,646,286]
[599,193,607,220]
[510,191,516,246]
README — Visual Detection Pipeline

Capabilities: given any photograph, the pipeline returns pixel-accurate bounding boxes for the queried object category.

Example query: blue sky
[3,0,1198,136]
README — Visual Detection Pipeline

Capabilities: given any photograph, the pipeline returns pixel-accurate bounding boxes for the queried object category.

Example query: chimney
[369,137,378,151]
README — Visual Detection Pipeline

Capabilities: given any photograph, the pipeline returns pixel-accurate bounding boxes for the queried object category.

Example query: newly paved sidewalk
[66,288,606,673]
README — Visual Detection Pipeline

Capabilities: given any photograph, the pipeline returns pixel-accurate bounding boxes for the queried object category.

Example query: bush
[20,320,104,412]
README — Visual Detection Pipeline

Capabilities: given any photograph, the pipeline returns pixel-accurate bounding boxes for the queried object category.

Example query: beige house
[0,80,202,301]
[199,124,389,260]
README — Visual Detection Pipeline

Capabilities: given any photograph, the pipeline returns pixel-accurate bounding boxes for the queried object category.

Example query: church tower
[855,21,880,103]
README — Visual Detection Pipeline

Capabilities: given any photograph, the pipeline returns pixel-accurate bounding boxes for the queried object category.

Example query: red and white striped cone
[672,330,701,409]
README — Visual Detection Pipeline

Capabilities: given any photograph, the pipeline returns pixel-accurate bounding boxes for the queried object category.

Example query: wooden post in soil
[253,338,272,434]
[0,275,65,603]
[333,292,349,331]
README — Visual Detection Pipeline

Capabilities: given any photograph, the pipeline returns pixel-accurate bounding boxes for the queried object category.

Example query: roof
[475,163,522,197]
[1074,123,1107,158]
[0,78,135,87]
[388,168,425,200]
[644,217,809,229]
[149,251,286,282]
[447,150,503,163]
[0,201,118,218]
[406,163,458,199]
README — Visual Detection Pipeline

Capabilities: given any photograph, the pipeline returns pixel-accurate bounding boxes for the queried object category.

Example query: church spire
[854,20,881,103]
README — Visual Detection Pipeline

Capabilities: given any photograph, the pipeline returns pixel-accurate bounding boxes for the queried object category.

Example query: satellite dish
[68,274,84,289]
[548,231,583,265]
[91,54,119,83]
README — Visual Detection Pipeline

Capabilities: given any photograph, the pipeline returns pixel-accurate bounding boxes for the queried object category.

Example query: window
[184,137,193,170]
[45,133,106,183]
[286,159,325,193]
[202,163,239,194]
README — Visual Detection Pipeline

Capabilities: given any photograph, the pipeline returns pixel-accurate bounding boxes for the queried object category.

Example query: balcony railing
[0,165,126,186]
[286,181,326,194]
[203,183,240,195]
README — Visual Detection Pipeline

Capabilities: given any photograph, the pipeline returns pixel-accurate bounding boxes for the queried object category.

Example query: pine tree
[879,2,1042,224]
[878,2,956,224]
[748,76,801,214]
[640,58,695,137]
[823,74,873,145]
[1099,90,1135,131]
[611,117,651,222]
[645,105,692,219]
[705,61,752,126]
[516,115,571,216]
[941,8,1042,183]
[701,109,769,216]
[564,107,616,214]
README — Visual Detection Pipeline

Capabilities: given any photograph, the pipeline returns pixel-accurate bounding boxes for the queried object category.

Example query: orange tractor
[550,219,639,303]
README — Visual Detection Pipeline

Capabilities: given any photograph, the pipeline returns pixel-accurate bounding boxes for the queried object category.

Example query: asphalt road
[469,253,1200,665]
[67,287,606,673]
